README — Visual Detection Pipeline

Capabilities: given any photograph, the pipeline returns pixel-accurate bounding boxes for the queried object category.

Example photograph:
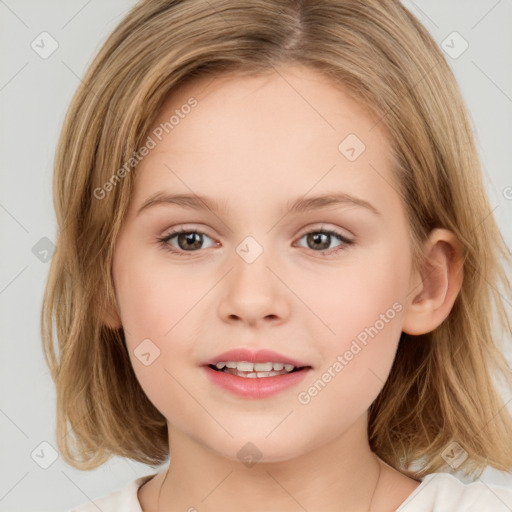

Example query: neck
[155,414,383,512]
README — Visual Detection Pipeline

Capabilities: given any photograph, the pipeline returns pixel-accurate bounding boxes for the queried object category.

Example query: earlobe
[401,228,464,336]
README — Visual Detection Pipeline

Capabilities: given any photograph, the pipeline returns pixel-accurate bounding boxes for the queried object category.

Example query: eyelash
[156,226,354,257]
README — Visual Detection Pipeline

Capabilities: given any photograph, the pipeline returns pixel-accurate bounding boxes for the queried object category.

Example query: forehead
[130,65,398,216]
[152,65,387,141]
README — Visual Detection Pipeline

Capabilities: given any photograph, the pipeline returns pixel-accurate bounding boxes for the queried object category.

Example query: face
[110,65,416,462]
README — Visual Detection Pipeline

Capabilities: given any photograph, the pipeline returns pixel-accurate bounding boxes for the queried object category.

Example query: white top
[70,471,512,511]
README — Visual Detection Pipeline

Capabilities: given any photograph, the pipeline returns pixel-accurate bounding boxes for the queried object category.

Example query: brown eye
[175,232,203,251]
[296,228,354,254]
[158,228,215,255]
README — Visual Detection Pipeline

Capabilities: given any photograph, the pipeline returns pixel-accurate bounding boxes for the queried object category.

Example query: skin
[106,64,463,512]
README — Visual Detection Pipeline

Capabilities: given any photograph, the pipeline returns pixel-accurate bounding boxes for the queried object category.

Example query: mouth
[201,348,313,398]
[206,361,311,378]
[203,362,313,399]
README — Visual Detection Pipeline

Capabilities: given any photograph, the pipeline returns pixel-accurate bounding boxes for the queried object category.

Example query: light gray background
[1,1,511,511]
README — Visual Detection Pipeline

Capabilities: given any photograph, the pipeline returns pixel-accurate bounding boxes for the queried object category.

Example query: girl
[41,1,512,511]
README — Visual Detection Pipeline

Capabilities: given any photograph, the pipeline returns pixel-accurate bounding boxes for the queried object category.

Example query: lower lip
[203,366,312,399]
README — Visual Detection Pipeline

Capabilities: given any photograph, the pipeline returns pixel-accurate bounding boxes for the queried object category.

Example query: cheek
[114,258,205,419]
[302,246,408,393]
[113,243,212,363]
[113,244,205,338]
[305,249,407,339]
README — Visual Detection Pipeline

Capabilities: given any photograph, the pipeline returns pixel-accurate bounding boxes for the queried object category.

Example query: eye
[157,227,216,256]
[157,225,354,257]
[295,226,354,254]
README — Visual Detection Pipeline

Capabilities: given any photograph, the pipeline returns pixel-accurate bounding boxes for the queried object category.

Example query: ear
[401,228,464,335]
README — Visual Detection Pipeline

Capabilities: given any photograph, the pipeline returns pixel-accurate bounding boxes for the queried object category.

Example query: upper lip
[202,348,311,368]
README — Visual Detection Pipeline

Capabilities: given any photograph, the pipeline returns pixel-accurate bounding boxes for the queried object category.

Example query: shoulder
[397,471,512,512]
[68,473,157,512]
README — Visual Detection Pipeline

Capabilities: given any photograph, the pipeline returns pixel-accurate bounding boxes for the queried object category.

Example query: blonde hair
[41,0,512,478]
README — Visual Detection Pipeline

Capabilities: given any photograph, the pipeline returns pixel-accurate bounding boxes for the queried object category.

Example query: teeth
[221,368,293,378]
[214,361,297,372]
[254,362,272,371]
[231,370,285,378]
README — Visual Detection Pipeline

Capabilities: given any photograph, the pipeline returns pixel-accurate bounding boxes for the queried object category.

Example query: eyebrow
[136,192,381,217]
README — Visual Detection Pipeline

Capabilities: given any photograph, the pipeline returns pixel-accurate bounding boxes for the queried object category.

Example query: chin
[208,434,311,466]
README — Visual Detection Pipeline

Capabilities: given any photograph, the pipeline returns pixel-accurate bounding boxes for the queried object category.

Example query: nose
[217,246,290,328]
